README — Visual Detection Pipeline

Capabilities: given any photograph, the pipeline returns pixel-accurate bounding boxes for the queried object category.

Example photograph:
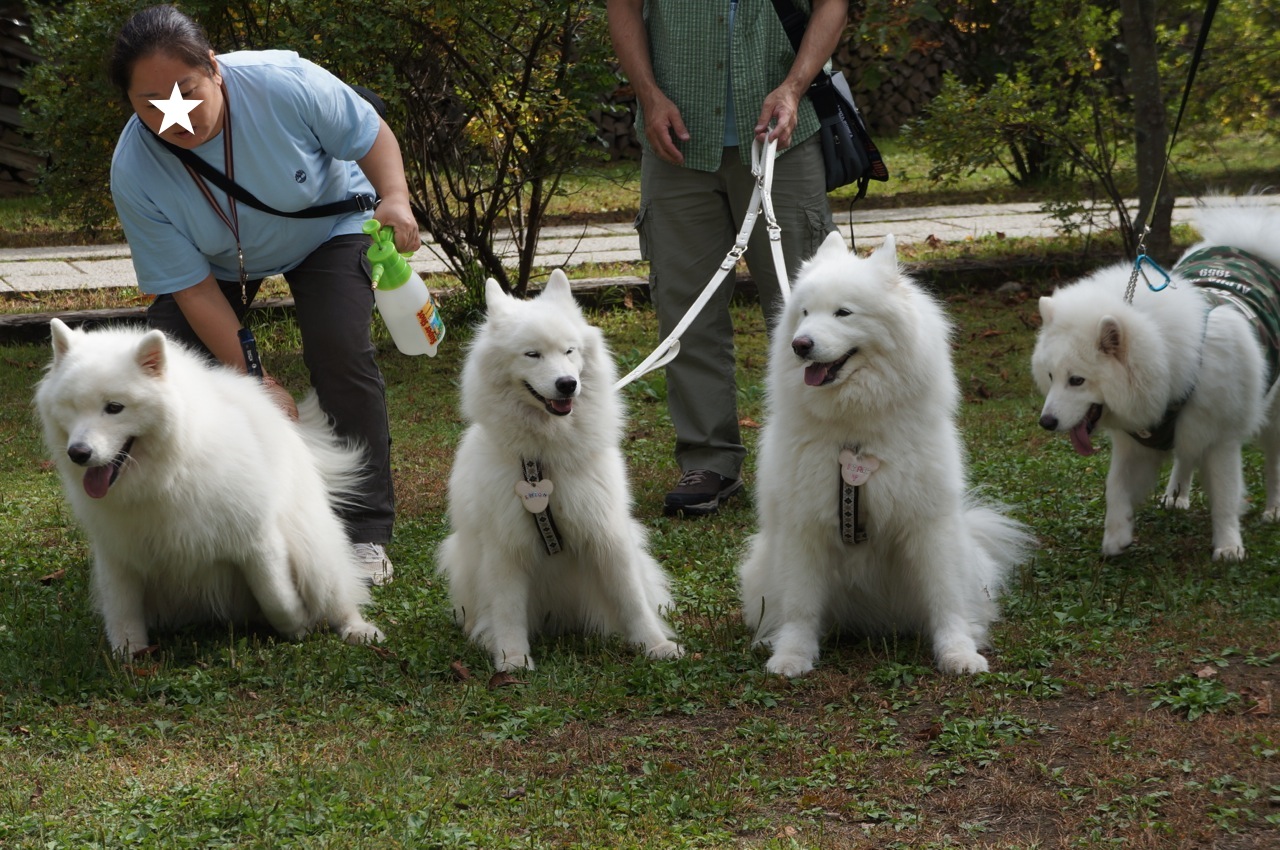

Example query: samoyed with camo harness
[1032,200,1280,561]
[437,270,682,672]
[739,232,1032,677]
[34,319,384,656]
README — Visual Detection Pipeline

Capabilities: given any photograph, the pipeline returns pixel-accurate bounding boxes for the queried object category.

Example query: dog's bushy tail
[963,494,1035,599]
[295,392,368,507]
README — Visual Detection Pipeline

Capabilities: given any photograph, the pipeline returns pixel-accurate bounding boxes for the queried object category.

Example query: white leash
[615,137,790,390]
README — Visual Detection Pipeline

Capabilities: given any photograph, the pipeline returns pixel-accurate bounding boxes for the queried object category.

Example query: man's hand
[754,84,804,149]
[640,91,691,165]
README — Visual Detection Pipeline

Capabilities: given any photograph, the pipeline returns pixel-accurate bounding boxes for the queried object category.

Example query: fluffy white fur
[1032,200,1280,561]
[34,319,383,656]
[437,270,682,672]
[739,232,1032,677]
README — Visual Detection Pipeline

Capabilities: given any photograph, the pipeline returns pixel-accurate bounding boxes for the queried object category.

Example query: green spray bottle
[363,219,445,356]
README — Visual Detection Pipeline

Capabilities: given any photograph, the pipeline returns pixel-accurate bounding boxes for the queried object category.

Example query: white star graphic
[149,82,202,134]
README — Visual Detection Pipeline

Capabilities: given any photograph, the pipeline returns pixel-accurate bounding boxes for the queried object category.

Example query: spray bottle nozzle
[362,218,393,244]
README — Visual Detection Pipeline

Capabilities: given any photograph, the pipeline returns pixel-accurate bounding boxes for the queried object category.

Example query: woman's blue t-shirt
[110,50,381,295]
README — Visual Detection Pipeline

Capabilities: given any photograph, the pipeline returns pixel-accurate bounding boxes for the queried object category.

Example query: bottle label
[417,298,444,346]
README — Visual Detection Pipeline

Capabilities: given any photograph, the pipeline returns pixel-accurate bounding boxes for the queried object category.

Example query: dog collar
[838,448,879,545]
[518,457,562,555]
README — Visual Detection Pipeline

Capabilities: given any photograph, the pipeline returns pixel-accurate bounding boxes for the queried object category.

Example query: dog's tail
[295,392,368,506]
[963,494,1035,599]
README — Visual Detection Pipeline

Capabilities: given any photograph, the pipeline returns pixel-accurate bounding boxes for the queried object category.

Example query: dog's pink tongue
[83,466,113,499]
[1068,421,1097,456]
[551,398,573,414]
[804,363,829,387]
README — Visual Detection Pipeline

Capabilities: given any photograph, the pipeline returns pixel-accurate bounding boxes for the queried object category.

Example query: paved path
[1,196,1274,294]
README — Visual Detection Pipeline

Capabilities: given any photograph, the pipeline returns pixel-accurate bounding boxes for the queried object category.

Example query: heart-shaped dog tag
[838,449,880,487]
[515,479,555,513]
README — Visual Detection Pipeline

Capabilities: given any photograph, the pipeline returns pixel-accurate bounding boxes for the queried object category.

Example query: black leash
[1125,0,1219,303]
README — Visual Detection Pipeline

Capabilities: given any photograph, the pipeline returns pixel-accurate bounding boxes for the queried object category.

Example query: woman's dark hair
[108,4,215,96]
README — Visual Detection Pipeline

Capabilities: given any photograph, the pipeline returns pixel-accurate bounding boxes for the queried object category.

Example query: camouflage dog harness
[1129,245,1280,452]
[1178,245,1280,391]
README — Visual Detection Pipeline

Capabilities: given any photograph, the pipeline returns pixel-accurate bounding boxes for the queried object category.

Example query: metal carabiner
[1135,253,1172,292]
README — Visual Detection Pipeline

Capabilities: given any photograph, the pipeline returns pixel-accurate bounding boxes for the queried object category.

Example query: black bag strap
[143,83,384,220]
[149,131,377,219]
[769,0,811,60]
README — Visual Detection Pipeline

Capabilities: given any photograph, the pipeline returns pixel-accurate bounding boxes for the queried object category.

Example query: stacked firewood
[0,4,38,189]
[832,36,956,137]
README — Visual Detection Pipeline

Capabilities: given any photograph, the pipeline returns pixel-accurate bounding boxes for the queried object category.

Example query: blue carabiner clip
[1135,253,1172,292]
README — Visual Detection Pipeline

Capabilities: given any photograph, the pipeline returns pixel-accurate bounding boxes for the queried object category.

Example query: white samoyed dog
[739,232,1033,677]
[437,270,682,672]
[1032,201,1280,561]
[34,319,384,656]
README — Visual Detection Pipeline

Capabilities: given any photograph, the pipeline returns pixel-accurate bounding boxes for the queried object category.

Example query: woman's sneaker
[354,542,394,586]
[663,469,743,517]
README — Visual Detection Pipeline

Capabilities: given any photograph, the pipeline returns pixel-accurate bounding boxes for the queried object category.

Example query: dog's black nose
[555,376,578,396]
[1038,414,1058,431]
[792,336,813,358]
[67,443,93,465]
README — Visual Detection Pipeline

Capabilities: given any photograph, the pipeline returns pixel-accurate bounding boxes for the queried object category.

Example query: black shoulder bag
[769,0,888,197]
[146,83,386,219]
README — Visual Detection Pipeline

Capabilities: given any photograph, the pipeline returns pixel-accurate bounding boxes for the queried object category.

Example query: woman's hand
[373,195,419,254]
[261,374,299,422]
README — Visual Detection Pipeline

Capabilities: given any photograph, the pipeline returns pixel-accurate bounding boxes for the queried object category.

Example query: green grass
[1,285,1277,848]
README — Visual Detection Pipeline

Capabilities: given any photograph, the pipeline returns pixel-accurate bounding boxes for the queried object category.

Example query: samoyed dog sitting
[437,270,682,672]
[34,319,384,656]
[739,232,1032,677]
[1032,200,1280,561]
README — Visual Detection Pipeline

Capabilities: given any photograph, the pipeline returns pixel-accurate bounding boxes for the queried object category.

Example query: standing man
[608,0,845,516]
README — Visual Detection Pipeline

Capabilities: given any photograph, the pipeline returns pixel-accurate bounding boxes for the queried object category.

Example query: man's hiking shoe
[663,469,743,517]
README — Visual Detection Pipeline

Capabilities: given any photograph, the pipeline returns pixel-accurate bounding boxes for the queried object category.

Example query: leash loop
[616,137,790,390]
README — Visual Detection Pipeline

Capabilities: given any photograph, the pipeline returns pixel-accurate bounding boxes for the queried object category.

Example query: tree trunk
[1118,0,1174,261]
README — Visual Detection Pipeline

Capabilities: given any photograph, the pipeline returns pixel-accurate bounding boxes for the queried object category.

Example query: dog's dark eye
[1068,375,1085,387]
[104,402,124,414]
[524,351,541,359]
[565,347,575,355]
[834,308,852,318]
[801,309,808,317]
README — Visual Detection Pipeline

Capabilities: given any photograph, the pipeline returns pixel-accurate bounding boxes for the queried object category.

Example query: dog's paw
[494,653,534,672]
[936,649,989,675]
[339,621,385,645]
[1263,506,1280,523]
[106,622,150,659]
[644,640,684,660]
[765,653,814,678]
[1101,532,1133,557]
[1161,493,1191,510]
[1212,545,1246,562]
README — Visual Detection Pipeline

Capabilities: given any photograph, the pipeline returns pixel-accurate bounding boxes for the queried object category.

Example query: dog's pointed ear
[1039,296,1055,327]
[484,278,513,319]
[814,230,847,260]
[1097,315,1124,359]
[49,318,76,364]
[135,329,168,377]
[871,233,900,281]
[876,233,898,261]
[541,269,575,304]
